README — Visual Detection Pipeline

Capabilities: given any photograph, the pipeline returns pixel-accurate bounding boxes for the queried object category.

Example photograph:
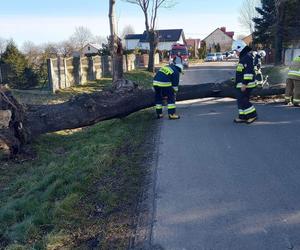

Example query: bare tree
[56,40,75,57]
[238,0,260,34]
[123,0,176,72]
[93,35,107,46]
[21,41,43,66]
[69,26,94,50]
[121,24,135,38]
[109,0,124,82]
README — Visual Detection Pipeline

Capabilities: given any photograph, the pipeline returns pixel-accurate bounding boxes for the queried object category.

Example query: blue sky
[0,0,250,46]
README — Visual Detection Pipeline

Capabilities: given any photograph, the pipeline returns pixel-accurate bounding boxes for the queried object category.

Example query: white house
[125,29,186,51]
[124,34,144,50]
[81,43,102,56]
[203,27,234,52]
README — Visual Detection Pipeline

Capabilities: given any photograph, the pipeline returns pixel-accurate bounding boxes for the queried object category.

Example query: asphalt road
[151,64,300,250]
[181,62,236,85]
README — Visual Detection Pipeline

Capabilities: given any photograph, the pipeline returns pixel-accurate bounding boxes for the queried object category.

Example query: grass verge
[1,69,156,249]
[0,110,155,249]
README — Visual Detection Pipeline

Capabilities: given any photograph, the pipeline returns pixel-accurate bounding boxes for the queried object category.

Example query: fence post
[47,58,56,93]
[64,58,68,87]
[88,57,95,81]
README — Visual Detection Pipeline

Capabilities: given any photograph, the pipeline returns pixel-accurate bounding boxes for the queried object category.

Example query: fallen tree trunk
[0,81,285,158]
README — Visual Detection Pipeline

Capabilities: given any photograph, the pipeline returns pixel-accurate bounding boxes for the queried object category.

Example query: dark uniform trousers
[236,89,257,120]
[154,86,176,115]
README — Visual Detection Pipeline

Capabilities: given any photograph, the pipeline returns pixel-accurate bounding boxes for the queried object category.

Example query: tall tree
[109,0,124,82]
[123,0,176,72]
[253,0,276,48]
[238,0,260,34]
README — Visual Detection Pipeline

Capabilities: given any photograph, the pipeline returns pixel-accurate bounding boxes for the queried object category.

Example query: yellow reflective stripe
[288,70,300,77]
[244,74,254,80]
[153,81,172,87]
[167,104,176,109]
[159,66,174,75]
[236,82,256,88]
[293,99,300,102]
[244,106,256,115]
[239,109,245,115]
[156,105,163,109]
[285,96,292,100]
[236,63,244,72]
[247,82,257,88]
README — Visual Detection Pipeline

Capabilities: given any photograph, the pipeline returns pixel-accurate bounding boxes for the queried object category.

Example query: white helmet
[258,50,266,58]
[175,63,184,72]
[232,40,247,53]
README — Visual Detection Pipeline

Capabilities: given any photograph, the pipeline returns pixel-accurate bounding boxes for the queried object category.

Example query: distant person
[231,40,257,124]
[153,62,183,120]
[253,50,266,87]
[285,55,300,106]
[173,51,183,65]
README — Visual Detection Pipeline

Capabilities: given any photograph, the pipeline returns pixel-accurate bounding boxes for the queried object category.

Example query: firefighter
[254,50,266,87]
[153,62,183,119]
[285,55,300,105]
[232,40,257,124]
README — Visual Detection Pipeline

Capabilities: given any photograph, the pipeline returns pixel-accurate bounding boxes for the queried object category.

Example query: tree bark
[147,30,158,73]
[109,0,124,82]
[0,81,285,158]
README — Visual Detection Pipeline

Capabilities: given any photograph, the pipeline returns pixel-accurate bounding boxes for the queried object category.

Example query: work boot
[246,116,257,124]
[157,114,164,119]
[169,114,180,120]
[233,117,246,123]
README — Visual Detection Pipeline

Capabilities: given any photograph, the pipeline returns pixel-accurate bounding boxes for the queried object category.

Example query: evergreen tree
[1,41,39,88]
[282,0,300,45]
[253,0,276,48]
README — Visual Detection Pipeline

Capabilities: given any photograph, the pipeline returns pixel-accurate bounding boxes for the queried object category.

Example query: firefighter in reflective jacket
[153,63,183,119]
[285,55,300,106]
[232,40,257,124]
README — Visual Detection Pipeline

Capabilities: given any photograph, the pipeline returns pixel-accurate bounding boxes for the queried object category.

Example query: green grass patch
[1,80,156,248]
[124,69,154,89]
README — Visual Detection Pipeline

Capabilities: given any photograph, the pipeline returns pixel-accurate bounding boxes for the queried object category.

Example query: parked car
[205,53,217,62]
[216,52,224,61]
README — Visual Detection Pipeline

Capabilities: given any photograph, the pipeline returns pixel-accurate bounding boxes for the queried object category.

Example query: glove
[173,86,179,92]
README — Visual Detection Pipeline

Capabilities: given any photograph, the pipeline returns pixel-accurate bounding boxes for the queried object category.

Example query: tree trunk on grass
[0,82,285,158]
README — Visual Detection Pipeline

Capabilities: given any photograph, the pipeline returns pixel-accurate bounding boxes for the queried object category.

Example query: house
[81,43,102,56]
[125,29,186,51]
[203,27,235,52]
[124,34,144,50]
[242,34,253,46]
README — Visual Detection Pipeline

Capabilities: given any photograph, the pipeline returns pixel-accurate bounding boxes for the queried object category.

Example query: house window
[88,46,91,51]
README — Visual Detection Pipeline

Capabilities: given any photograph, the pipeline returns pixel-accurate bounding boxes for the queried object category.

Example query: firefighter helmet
[258,50,266,58]
[232,40,247,53]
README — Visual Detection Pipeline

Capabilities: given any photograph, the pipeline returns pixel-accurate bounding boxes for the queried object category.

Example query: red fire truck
[169,43,189,68]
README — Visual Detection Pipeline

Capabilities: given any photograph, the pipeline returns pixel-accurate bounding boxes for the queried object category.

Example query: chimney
[220,27,226,32]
